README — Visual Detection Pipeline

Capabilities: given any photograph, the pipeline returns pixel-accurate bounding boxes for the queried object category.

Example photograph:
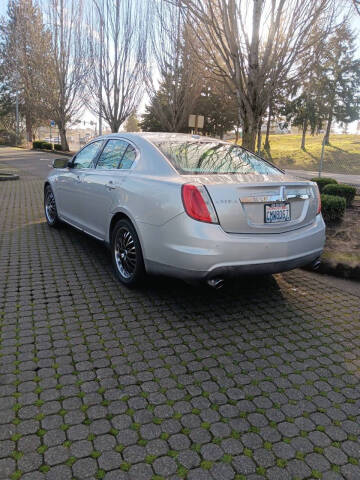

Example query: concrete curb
[0,172,19,181]
[32,148,74,157]
[316,260,360,281]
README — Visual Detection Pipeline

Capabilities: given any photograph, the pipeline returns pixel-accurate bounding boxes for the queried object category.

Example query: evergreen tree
[320,22,360,144]
[0,0,54,142]
[124,111,140,132]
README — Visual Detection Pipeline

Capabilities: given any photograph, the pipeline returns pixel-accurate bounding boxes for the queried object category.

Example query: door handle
[107,181,116,190]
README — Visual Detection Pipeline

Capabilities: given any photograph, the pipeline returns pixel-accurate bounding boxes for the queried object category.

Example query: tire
[111,218,145,287]
[44,185,61,228]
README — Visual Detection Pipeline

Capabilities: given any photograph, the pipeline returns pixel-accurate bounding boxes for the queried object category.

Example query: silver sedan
[44,132,325,288]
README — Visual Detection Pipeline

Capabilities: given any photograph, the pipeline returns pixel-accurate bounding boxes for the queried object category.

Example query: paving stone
[232,455,256,475]
[70,440,93,458]
[168,433,190,450]
[45,465,72,480]
[44,445,69,466]
[128,462,153,480]
[305,452,331,472]
[1,169,360,480]
[98,450,122,471]
[324,446,348,465]
[210,462,235,480]
[153,456,177,476]
[17,452,42,473]
[72,457,98,478]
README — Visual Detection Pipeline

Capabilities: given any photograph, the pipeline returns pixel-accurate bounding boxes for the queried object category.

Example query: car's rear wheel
[44,185,61,227]
[111,219,145,287]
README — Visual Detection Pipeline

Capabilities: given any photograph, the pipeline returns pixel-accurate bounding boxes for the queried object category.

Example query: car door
[81,139,137,239]
[56,140,104,228]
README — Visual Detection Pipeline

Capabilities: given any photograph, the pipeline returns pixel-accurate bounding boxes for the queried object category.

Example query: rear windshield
[155,141,282,175]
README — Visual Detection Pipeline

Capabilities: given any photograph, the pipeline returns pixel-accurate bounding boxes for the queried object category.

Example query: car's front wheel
[111,218,145,287]
[44,185,61,227]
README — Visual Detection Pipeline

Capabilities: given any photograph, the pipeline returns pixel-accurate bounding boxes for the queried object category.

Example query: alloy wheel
[45,189,57,224]
[114,227,137,279]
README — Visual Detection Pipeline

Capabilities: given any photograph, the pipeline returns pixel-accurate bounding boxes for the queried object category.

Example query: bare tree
[87,0,150,133]
[145,0,203,132]
[46,0,89,151]
[180,0,340,151]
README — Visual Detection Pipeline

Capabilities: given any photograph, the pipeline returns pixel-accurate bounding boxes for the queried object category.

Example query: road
[0,146,59,179]
[286,169,360,187]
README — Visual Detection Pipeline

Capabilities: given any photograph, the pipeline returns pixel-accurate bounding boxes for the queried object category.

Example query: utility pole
[93,0,103,136]
[15,88,19,146]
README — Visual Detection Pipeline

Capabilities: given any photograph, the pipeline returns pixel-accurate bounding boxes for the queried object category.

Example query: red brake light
[181,184,218,223]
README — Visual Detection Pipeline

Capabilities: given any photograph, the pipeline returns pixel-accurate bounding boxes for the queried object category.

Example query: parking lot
[0,147,359,480]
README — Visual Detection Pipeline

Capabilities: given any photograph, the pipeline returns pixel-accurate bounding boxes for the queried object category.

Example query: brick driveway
[0,173,359,480]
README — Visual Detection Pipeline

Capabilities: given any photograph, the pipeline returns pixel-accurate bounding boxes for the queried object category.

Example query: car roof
[95,132,226,144]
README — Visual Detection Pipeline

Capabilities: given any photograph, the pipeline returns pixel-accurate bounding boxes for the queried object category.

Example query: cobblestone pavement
[0,173,359,480]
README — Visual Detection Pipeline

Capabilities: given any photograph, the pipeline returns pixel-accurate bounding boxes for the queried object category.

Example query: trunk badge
[279,186,287,201]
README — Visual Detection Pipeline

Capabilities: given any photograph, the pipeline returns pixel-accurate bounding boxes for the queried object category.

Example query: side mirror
[52,158,69,169]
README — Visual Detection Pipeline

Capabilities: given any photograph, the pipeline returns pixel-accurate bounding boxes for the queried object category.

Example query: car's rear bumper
[140,213,326,281]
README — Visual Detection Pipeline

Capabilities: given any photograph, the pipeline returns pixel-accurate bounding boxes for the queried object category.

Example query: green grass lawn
[257,134,360,175]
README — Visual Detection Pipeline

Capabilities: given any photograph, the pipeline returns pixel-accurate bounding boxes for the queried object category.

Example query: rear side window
[120,145,137,169]
[96,140,128,169]
[155,141,282,175]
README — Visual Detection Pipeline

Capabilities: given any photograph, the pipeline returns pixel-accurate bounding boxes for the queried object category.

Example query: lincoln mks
[44,133,325,287]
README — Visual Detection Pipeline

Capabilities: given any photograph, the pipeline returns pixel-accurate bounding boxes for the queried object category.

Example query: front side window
[96,140,128,169]
[73,141,103,169]
[155,141,282,175]
[120,145,137,169]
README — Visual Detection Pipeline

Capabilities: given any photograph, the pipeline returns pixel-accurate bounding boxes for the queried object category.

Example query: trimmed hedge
[321,194,346,223]
[322,183,356,207]
[54,143,63,151]
[311,177,338,193]
[33,140,52,150]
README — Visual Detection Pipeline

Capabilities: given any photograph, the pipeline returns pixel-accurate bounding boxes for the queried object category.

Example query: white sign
[50,120,56,127]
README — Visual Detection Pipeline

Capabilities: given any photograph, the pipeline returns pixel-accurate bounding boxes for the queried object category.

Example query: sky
[1,0,360,131]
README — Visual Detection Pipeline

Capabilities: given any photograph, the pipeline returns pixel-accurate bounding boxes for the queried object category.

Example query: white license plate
[264,202,290,223]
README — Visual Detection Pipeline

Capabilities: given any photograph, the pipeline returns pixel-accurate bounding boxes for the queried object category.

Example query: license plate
[264,202,290,223]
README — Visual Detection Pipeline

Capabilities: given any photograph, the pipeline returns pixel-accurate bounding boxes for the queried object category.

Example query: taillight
[314,185,321,214]
[181,184,218,224]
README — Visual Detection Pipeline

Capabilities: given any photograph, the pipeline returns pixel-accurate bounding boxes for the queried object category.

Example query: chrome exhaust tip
[207,278,225,289]
[311,258,321,271]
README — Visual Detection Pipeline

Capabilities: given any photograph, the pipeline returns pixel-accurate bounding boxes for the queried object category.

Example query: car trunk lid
[185,173,318,234]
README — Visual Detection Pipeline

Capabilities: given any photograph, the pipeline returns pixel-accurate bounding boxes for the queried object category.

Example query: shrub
[321,194,346,223]
[311,177,338,193]
[322,184,356,207]
[54,143,62,151]
[33,140,52,150]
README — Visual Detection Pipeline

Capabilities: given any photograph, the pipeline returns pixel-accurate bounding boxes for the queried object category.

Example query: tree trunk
[235,127,239,144]
[264,103,273,151]
[324,109,333,146]
[301,119,308,150]
[256,120,262,154]
[242,117,257,151]
[59,126,69,151]
[25,112,33,144]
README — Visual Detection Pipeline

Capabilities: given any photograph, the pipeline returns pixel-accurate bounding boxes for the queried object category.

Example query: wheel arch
[109,211,145,255]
